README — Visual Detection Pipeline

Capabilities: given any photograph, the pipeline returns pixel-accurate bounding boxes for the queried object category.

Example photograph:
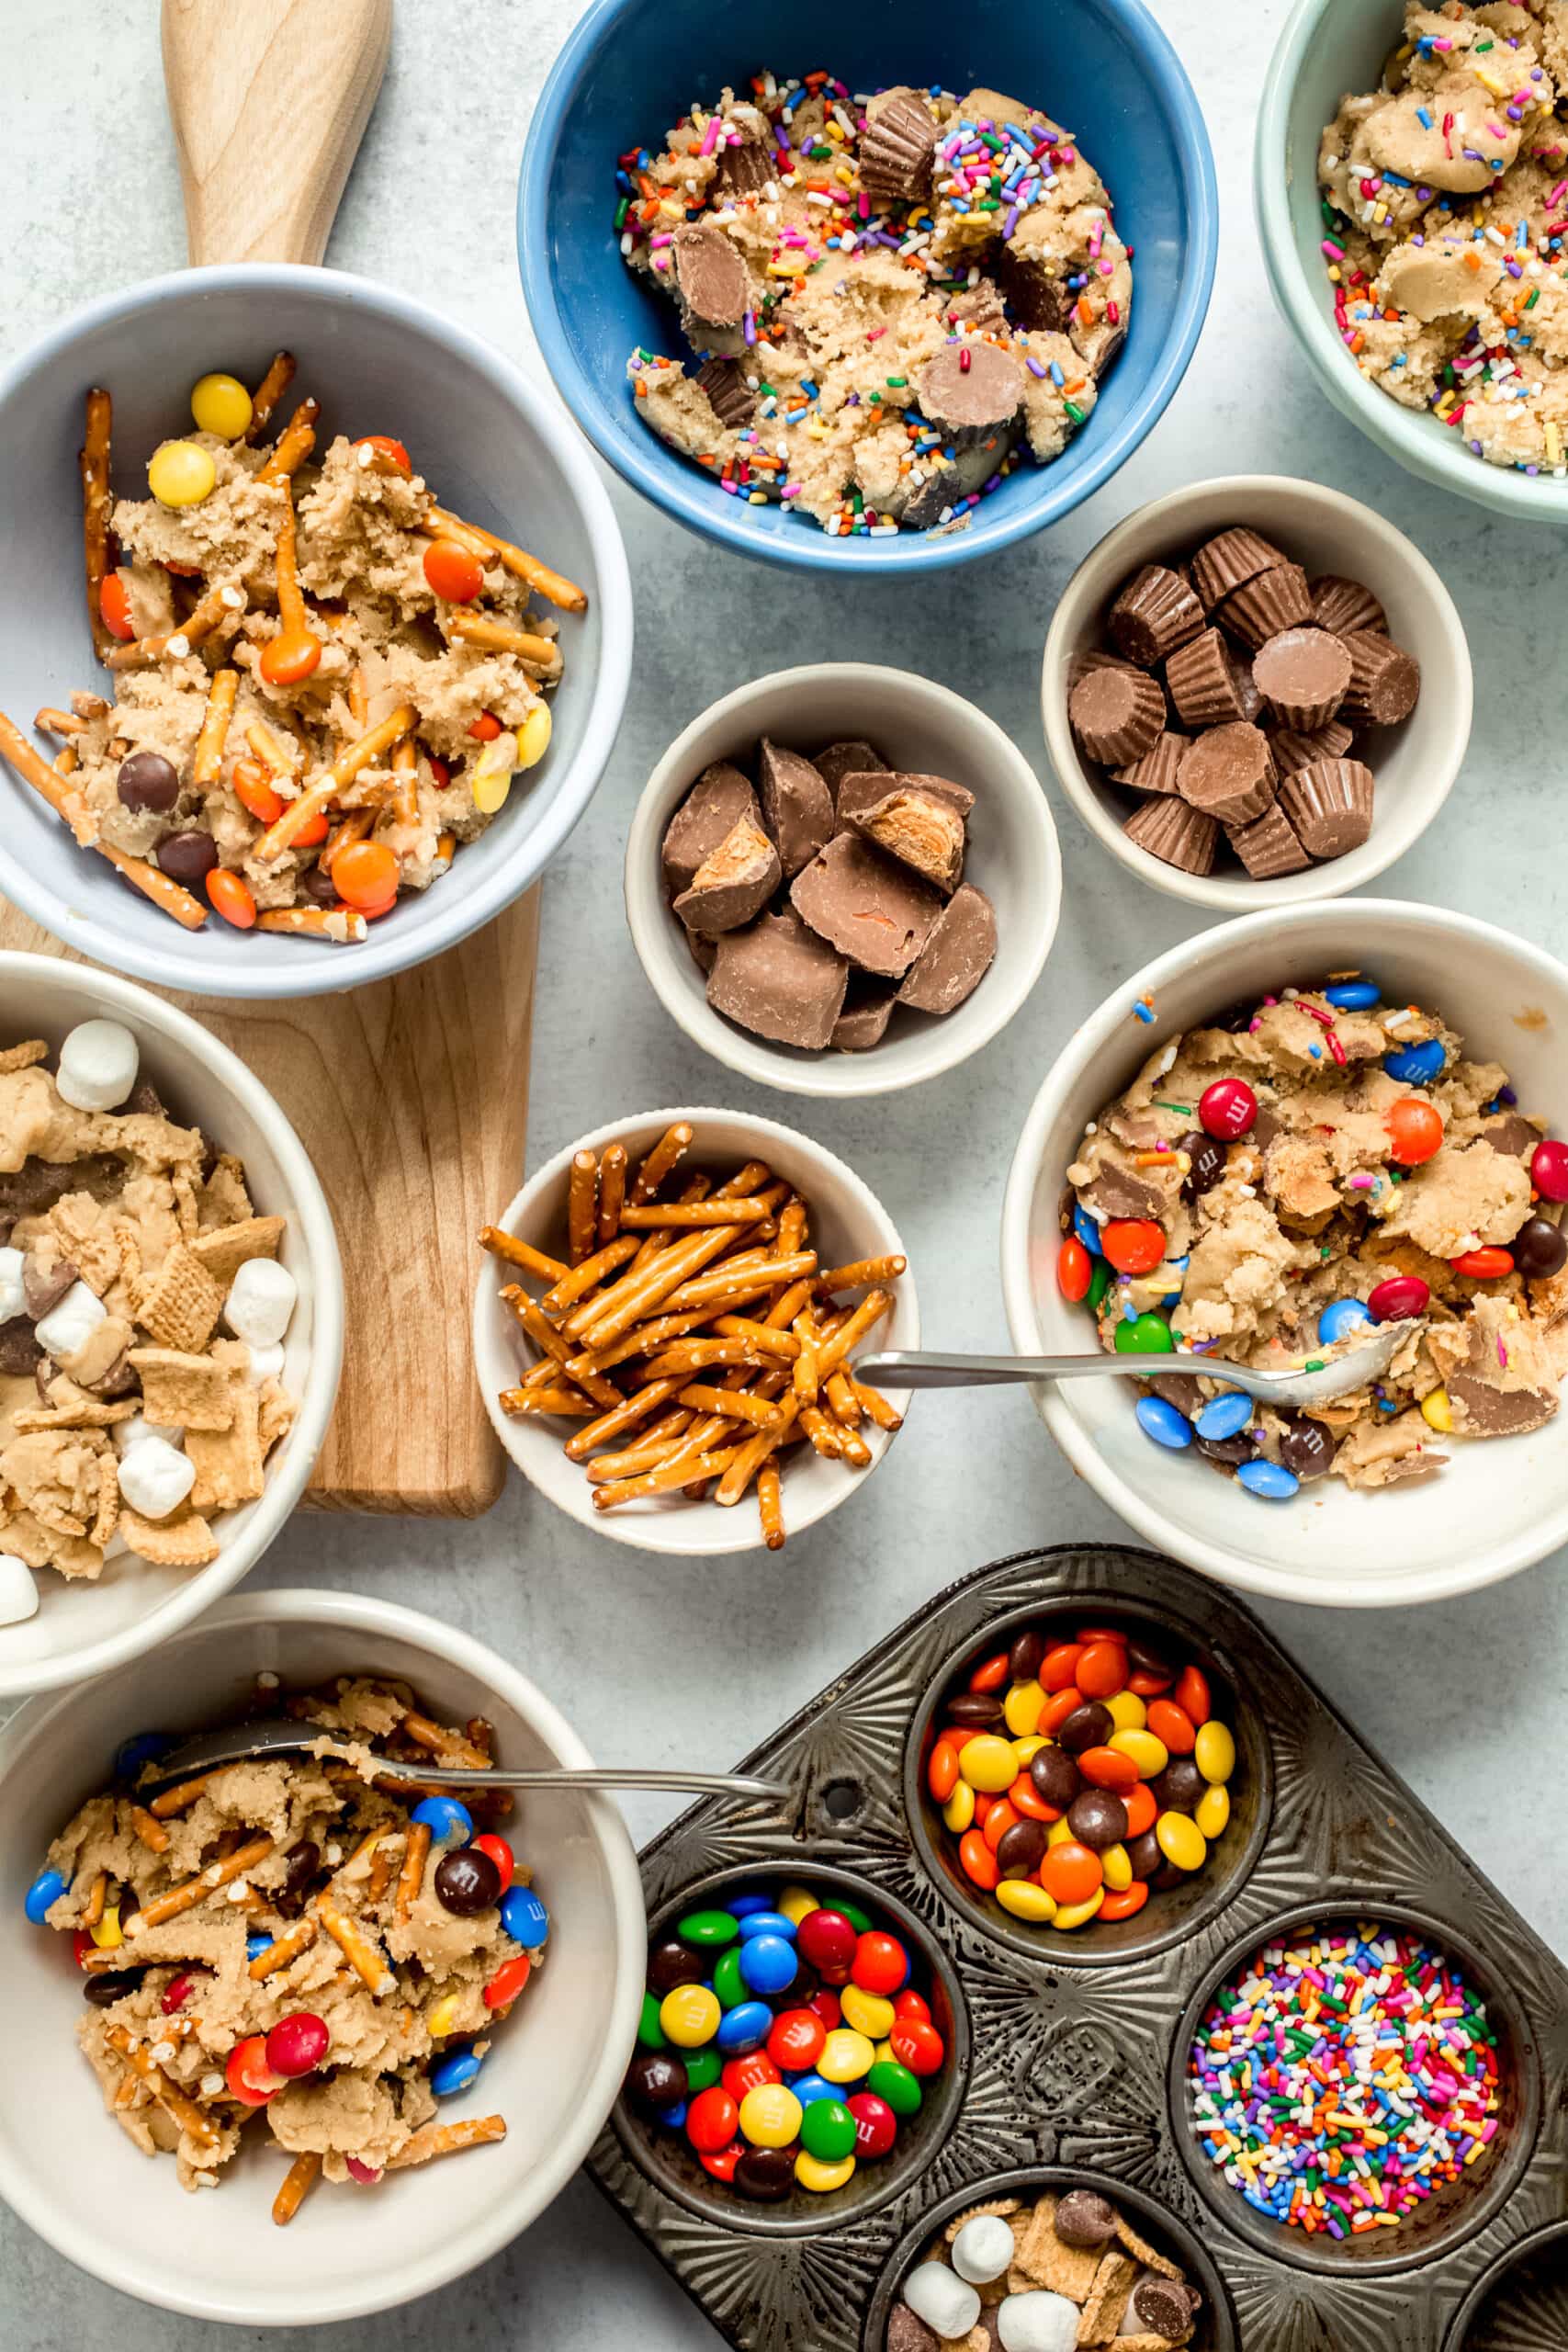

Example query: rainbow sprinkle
[1189,1924,1502,2238]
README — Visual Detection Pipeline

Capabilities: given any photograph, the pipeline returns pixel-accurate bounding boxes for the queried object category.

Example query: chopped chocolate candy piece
[812,740,887,806]
[1447,1371,1557,1437]
[23,1256,77,1321]
[685,924,716,976]
[0,1317,42,1378]
[661,762,759,895]
[1190,526,1289,613]
[715,134,775,198]
[1278,757,1374,856]
[1055,2189,1118,2248]
[837,771,974,839]
[1123,796,1219,876]
[671,222,750,337]
[1269,718,1355,776]
[1215,561,1313,652]
[1177,723,1276,826]
[832,977,900,1052]
[706,908,849,1051]
[757,738,835,879]
[1228,800,1310,878]
[918,341,1025,447]
[945,277,1008,332]
[1112,732,1188,795]
[1109,565,1205,666]
[1341,629,1421,727]
[1481,1113,1542,1162]
[860,90,939,206]
[896,882,997,1014]
[1165,629,1249,730]
[1130,2275,1197,2340]
[851,784,967,894]
[694,356,757,428]
[1252,626,1352,731]
[1068,663,1166,767]
[996,218,1072,333]
[1311,573,1388,638]
[791,832,942,977]
[671,812,782,934]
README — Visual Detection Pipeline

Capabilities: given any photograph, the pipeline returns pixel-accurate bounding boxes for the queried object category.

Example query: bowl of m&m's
[615,1864,966,2230]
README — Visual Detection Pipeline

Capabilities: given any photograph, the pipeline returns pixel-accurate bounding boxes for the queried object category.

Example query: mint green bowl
[1256,0,1568,522]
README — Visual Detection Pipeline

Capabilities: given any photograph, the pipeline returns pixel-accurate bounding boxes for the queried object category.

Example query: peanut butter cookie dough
[617,70,1131,537]
[1060,975,1568,1498]
[1320,2,1568,477]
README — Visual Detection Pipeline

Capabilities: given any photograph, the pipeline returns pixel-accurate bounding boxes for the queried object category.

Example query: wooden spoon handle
[161,0,392,267]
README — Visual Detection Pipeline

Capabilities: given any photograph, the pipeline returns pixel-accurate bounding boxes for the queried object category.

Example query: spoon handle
[854,1350,1179,1390]
[377,1765,790,1800]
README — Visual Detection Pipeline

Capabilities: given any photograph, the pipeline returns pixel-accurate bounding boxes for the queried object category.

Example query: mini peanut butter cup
[1177,722,1277,826]
[1112,731,1188,795]
[1279,757,1375,857]
[1269,718,1355,776]
[694,356,757,429]
[1067,662,1166,767]
[1214,561,1313,652]
[1341,630,1421,727]
[1190,526,1289,613]
[1108,564,1205,666]
[1252,626,1353,730]
[860,90,940,206]
[1227,801,1310,878]
[1165,628,1249,729]
[1310,574,1388,638]
[1123,794,1219,876]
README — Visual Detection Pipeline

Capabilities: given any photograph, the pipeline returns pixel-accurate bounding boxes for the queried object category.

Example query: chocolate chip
[1514,1215,1568,1279]
[23,1256,76,1320]
[886,2307,941,2352]
[156,829,220,887]
[1057,1701,1112,1754]
[648,1938,707,1996]
[1029,1745,1082,1810]
[1067,1789,1129,1850]
[625,2050,688,2110]
[116,751,180,814]
[1197,1429,1253,1466]
[87,1351,138,1400]
[125,1080,166,1118]
[1053,2189,1118,2249]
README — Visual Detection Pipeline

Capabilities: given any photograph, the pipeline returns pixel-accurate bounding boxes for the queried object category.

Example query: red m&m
[1198,1079,1258,1140]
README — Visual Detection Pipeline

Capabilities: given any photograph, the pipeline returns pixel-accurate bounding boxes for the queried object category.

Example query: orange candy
[968,1652,1010,1693]
[1174,1665,1211,1726]
[259,628,322,687]
[1100,1220,1167,1275]
[207,869,256,929]
[468,711,502,741]
[1386,1097,1444,1167]
[1146,1699,1196,1756]
[958,1828,998,1891]
[1077,1746,1140,1792]
[231,758,286,826]
[1040,1686,1086,1736]
[1122,1782,1157,1839]
[355,434,412,474]
[333,840,400,913]
[98,571,136,640]
[1128,1667,1174,1697]
[1008,1772,1055,1823]
[927,1741,960,1804]
[1099,1883,1150,1923]
[1451,1247,1514,1280]
[423,539,485,603]
[1075,1641,1128,1701]
[981,1800,1019,1854]
[1040,1840,1102,1906]
[1041,1643,1084,1692]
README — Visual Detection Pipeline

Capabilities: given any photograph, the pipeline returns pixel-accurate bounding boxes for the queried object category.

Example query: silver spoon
[137,1717,787,1804]
[857,1320,1412,1413]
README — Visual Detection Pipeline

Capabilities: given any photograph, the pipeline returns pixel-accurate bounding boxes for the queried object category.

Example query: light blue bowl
[520,0,1219,573]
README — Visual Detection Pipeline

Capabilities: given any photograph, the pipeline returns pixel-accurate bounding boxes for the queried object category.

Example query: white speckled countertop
[4,2,1566,2344]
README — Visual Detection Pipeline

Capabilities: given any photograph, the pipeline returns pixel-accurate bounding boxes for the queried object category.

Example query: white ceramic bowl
[1000,900,1568,1608]
[474,1107,918,1553]
[1041,476,1472,911]
[0,263,632,999]
[0,1589,645,2324]
[624,665,1060,1099]
[0,954,342,1697]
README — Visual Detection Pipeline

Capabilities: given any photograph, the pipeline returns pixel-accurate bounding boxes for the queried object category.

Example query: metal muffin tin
[587,1544,1568,2352]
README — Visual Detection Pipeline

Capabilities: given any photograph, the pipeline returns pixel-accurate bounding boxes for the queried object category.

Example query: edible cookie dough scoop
[859,1321,1412,1410]
[139,1718,788,1802]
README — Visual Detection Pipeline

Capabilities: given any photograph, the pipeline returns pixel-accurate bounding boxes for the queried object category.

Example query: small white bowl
[473,1107,919,1554]
[0,1588,645,2324]
[0,954,343,1697]
[624,664,1060,1099]
[1000,899,1568,1609]
[1041,476,1472,911]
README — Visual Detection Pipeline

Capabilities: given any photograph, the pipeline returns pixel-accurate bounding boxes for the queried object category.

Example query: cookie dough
[618,69,1131,535]
[1320,2,1568,476]
[1064,978,1568,1493]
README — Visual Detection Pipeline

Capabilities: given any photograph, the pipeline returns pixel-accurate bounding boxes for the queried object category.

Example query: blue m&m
[23,1869,66,1924]
[1383,1037,1446,1086]
[1237,1459,1301,1500]
[411,1796,473,1849]
[1134,1395,1193,1451]
[1072,1204,1104,1257]
[736,1910,796,1943]
[716,1999,773,2054]
[1193,1391,1253,1442]
[500,1883,549,1948]
[739,1934,799,1996]
[1324,978,1381,1011]
[1318,1297,1374,1347]
[431,2044,483,2098]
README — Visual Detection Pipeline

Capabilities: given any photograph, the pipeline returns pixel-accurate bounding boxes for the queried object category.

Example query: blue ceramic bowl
[520,0,1219,573]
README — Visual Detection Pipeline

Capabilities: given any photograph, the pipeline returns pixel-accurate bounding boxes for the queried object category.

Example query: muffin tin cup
[861,2164,1239,2352]
[1442,2217,1568,2350]
[1168,1898,1541,2285]
[612,1860,971,2238]
[903,1589,1273,1970]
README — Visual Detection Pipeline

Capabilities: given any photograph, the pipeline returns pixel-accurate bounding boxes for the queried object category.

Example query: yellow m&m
[148,438,217,507]
[189,371,254,440]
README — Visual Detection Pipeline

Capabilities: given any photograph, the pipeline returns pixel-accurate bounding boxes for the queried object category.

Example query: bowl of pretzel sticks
[473,1109,919,1554]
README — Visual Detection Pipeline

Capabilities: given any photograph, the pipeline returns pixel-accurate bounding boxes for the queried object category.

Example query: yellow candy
[89,1904,122,1951]
[1002,1680,1044,1738]
[1195,1783,1231,1841]
[516,703,552,770]
[957,1734,1017,1794]
[840,1984,894,2040]
[942,1781,976,1835]
[739,2083,802,2148]
[1195,1720,1236,1785]
[777,1884,818,1925]
[659,1984,719,2047]
[427,1993,463,2038]
[1052,1889,1105,1931]
[1100,1842,1133,1893]
[148,438,217,507]
[1046,1815,1074,1849]
[1421,1386,1453,1433]
[872,2037,895,2065]
[1156,1811,1208,1872]
[818,2027,875,2084]
[1105,1690,1146,1734]
[795,2149,855,2192]
[995,1880,1057,1924]
[470,729,520,815]
[189,371,254,440]
[1110,1727,1168,1779]
[1010,1735,1046,1765]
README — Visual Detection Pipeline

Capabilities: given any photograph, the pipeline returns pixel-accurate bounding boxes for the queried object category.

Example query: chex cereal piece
[1077,2250,1137,2345]
[1111,2217,1182,2281]
[189,1216,286,1286]
[187,1383,266,1511]
[129,1350,236,1431]
[943,2196,1021,2242]
[1016,2197,1102,2301]
[117,1504,220,1566]
[137,1243,226,1352]
[0,1039,49,1074]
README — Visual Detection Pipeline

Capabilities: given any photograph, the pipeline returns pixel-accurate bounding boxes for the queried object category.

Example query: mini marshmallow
[243,1341,287,1385]
[0,1246,25,1322]
[112,1413,185,1457]
[55,1019,140,1113]
[952,2214,1016,2286]
[34,1280,107,1362]
[0,1552,39,1626]
[224,1258,297,1348]
[998,2291,1080,2352]
[116,1436,196,1521]
[902,2265,980,2342]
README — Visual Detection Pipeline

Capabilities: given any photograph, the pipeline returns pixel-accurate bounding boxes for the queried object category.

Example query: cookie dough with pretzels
[0,353,584,938]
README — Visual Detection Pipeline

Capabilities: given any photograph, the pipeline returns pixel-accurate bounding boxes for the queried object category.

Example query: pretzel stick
[245,717,301,775]
[395,1822,431,1924]
[480,1227,568,1283]
[258,397,321,482]
[716,1396,800,1505]
[34,705,86,736]
[676,1383,787,1429]
[249,1915,319,1978]
[774,1198,807,1260]
[816,1254,908,1289]
[192,668,239,788]
[617,1200,770,1230]
[107,2028,220,2152]
[424,503,586,612]
[446,613,560,670]
[816,1291,893,1374]
[321,808,373,867]
[82,1870,108,1928]
[631,1123,693,1204]
[660,1252,817,1315]
[711,1317,800,1363]
[81,387,114,662]
[596,1143,626,1244]
[758,1461,785,1551]
[567,1151,600,1265]
[563,1374,687,1462]
[575,1227,753,1350]
[502,1385,596,1416]
[129,1804,172,1854]
[147,1770,214,1818]
[107,583,245,671]
[835,1420,874,1467]
[254,706,416,860]
[244,350,297,443]
[390,730,420,825]
[124,1834,274,1933]
[400,1712,493,1770]
[367,1843,396,1903]
[388,2115,508,2169]
[799,1402,845,1461]
[849,1377,903,1431]
[763,1275,818,1330]
[273,2149,322,2226]
[502,1291,621,1408]
[644,1340,772,1378]
[0,709,96,842]
[98,838,209,930]
[792,1314,821,1408]
[256,906,369,942]
[317,1897,394,1996]
[592,1445,741,1510]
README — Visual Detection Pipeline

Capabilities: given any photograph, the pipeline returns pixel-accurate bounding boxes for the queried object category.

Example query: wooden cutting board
[0,0,539,1517]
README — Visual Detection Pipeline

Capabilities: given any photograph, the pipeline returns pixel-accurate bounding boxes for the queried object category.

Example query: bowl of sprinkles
[520,0,1218,570]
[1177,1908,1538,2274]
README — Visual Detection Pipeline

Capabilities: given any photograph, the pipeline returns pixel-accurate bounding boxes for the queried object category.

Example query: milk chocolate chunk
[671,222,750,336]
[897,882,997,1014]
[1068,663,1166,766]
[836,767,974,833]
[715,133,775,199]
[757,737,834,878]
[918,340,1025,447]
[1108,564,1205,665]
[1269,718,1355,776]
[1215,560,1313,651]
[1253,626,1353,730]
[860,89,939,206]
[1341,628,1421,726]
[812,739,887,805]
[1311,574,1387,638]
[1190,526,1289,612]
[1123,795,1219,876]
[1227,800,1310,878]
[1448,1370,1558,1436]
[661,762,760,893]
[694,356,757,428]
[851,784,967,894]
[1112,732,1188,795]
[1278,757,1375,856]
[706,909,849,1051]
[1164,629,1249,730]
[996,220,1072,333]
[791,832,942,977]
[1129,2276,1197,2341]
[1178,723,1276,826]
[831,977,900,1051]
[671,812,782,934]
[1055,2190,1118,2249]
